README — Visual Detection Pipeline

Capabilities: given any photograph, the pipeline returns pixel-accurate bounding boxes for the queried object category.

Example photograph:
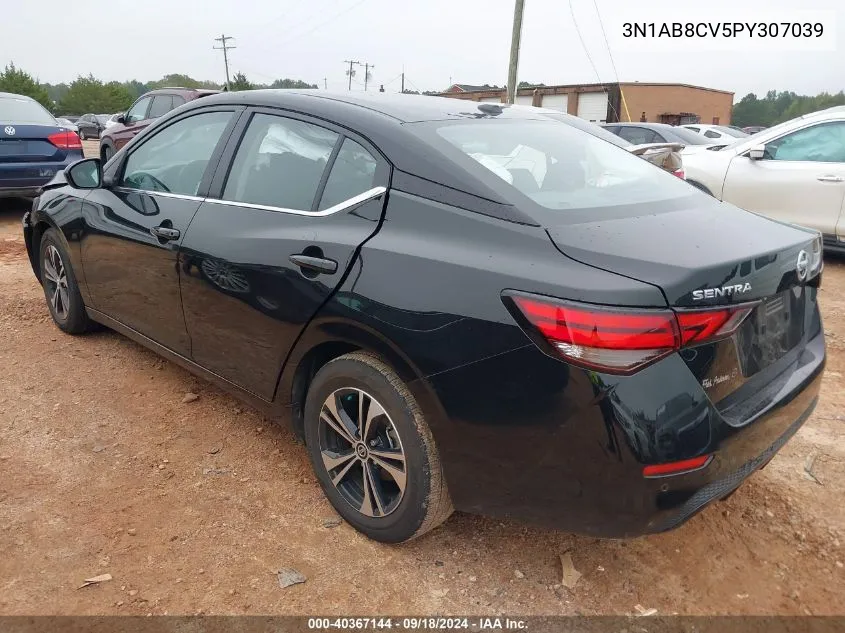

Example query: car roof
[608,122,678,130]
[191,89,553,124]
[142,87,220,98]
[0,91,36,101]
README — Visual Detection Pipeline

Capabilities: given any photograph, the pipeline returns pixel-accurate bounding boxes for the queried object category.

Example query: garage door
[541,94,568,112]
[480,96,503,103]
[515,95,534,106]
[577,92,609,123]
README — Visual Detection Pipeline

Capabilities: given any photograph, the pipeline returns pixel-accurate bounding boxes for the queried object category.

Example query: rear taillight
[673,168,685,179]
[643,454,712,478]
[47,130,82,150]
[505,292,753,374]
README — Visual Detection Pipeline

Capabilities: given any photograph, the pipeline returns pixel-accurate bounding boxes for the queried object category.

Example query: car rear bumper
[414,328,825,537]
[0,156,80,197]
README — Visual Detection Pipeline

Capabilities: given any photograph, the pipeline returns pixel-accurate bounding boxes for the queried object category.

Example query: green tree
[230,72,253,91]
[58,75,133,114]
[269,78,318,89]
[0,63,53,109]
[732,89,845,128]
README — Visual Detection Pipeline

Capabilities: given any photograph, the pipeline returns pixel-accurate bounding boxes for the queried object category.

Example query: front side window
[148,95,173,119]
[125,97,152,124]
[318,139,378,210]
[429,119,694,211]
[223,113,338,210]
[765,122,845,162]
[120,111,232,196]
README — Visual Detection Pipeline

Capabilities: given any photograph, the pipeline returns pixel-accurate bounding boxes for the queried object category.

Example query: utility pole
[214,34,236,91]
[401,72,405,93]
[363,63,374,91]
[344,60,360,90]
[323,77,328,90]
[506,0,525,104]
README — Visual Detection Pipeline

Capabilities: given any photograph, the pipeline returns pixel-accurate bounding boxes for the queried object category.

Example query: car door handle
[289,254,338,275]
[818,175,844,183]
[150,225,180,241]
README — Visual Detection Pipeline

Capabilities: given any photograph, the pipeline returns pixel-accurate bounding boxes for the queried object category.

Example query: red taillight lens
[47,130,82,150]
[506,293,753,374]
[643,454,712,477]
[673,168,685,179]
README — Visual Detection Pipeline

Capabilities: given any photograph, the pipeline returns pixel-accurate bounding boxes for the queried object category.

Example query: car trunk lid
[0,124,69,163]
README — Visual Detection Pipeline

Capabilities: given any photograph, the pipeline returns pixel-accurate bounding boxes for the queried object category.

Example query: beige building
[441,82,734,126]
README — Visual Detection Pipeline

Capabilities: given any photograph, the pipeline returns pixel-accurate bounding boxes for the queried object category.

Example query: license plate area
[736,289,805,377]
[0,140,24,156]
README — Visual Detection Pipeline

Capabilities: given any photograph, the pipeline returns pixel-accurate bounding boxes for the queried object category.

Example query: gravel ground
[1,163,844,615]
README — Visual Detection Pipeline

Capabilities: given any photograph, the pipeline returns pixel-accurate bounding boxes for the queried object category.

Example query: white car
[683,106,845,252]
[104,113,123,130]
[681,124,748,144]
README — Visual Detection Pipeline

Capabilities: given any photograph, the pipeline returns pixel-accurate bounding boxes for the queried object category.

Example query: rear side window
[0,96,56,125]
[686,126,700,133]
[172,95,187,107]
[223,113,338,211]
[704,130,721,139]
[617,127,657,145]
[318,139,378,210]
[125,97,152,124]
[148,95,174,119]
[121,111,232,195]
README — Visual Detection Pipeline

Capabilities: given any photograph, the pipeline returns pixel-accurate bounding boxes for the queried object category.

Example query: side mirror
[65,158,102,189]
[748,145,766,160]
[117,114,126,124]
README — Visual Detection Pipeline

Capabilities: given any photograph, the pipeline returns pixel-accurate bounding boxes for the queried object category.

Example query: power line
[279,0,371,49]
[591,0,630,121]
[213,33,236,90]
[568,0,619,121]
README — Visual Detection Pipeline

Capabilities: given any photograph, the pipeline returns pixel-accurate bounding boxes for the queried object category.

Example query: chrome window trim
[113,187,205,202]
[204,186,387,217]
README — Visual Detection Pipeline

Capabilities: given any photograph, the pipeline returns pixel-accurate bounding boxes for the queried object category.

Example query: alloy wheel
[43,244,70,321]
[318,388,407,518]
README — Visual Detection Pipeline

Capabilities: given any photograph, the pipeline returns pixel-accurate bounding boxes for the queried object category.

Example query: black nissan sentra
[22,91,825,543]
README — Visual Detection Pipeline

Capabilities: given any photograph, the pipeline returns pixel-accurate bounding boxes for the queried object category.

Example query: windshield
[719,116,807,151]
[431,120,694,211]
[666,126,712,145]
[715,126,748,138]
[95,114,110,124]
[0,96,57,125]
[541,112,631,148]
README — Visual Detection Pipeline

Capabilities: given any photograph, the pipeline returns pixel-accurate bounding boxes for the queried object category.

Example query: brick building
[440,82,734,126]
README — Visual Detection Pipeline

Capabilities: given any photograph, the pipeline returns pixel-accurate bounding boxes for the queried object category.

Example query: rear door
[80,107,240,355]
[179,108,389,400]
[722,120,845,235]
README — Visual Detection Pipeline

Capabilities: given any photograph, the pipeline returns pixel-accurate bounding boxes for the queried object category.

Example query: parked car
[0,92,83,199]
[534,109,685,177]
[55,117,78,133]
[99,87,219,162]
[76,113,111,140]
[602,122,715,148]
[682,106,845,252]
[681,124,749,143]
[23,91,825,543]
[742,125,768,135]
[57,115,80,123]
[104,113,123,131]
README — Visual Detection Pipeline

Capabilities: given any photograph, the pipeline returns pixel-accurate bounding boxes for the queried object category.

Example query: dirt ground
[1,164,844,615]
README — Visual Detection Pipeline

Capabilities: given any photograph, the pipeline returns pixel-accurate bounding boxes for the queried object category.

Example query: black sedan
[75,113,110,140]
[22,91,825,543]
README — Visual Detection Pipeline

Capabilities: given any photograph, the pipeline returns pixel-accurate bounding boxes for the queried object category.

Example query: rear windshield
[665,126,712,144]
[0,96,57,125]
[431,119,694,211]
[541,112,631,148]
[716,126,748,138]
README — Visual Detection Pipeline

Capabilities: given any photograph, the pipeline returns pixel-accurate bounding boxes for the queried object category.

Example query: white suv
[683,107,845,252]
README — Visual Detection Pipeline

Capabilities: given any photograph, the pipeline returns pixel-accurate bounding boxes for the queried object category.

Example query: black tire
[78,128,87,141]
[39,228,93,335]
[304,351,453,543]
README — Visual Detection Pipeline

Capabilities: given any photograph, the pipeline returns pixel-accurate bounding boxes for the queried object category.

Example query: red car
[99,87,218,162]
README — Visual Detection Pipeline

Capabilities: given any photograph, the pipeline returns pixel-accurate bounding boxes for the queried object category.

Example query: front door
[80,108,238,355]
[112,96,152,151]
[722,121,845,236]
[179,109,389,400]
